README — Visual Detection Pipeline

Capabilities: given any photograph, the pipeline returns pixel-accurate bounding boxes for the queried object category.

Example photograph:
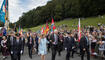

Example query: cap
[15,33,20,37]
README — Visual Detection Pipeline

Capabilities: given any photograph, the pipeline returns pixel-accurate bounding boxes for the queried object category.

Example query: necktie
[11,37,13,45]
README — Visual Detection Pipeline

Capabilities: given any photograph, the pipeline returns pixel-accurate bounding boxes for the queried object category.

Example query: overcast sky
[0,0,50,23]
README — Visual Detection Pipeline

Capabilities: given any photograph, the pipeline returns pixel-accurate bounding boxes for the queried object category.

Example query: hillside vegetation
[24,15,105,32]
[15,0,105,28]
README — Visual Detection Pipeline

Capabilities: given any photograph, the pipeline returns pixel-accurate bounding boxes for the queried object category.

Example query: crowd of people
[0,25,105,60]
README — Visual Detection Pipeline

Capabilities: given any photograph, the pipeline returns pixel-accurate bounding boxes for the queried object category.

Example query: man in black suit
[64,32,75,60]
[58,33,64,56]
[35,34,39,54]
[70,33,76,58]
[79,32,90,60]
[7,32,15,60]
[50,30,60,60]
[46,34,51,52]
[20,34,25,54]
[27,33,34,59]
[11,33,23,60]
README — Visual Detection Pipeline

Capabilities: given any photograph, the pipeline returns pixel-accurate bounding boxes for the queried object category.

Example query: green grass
[23,15,105,32]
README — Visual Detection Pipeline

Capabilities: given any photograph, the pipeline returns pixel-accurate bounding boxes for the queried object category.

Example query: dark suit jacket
[64,37,75,50]
[79,36,89,49]
[27,36,34,47]
[7,36,16,52]
[21,37,25,46]
[71,37,76,47]
[50,33,60,45]
[11,38,23,54]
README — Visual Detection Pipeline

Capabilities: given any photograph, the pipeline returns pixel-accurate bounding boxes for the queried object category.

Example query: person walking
[50,30,60,60]
[7,32,15,60]
[1,36,9,59]
[20,34,25,54]
[64,32,74,60]
[11,33,23,60]
[27,33,34,59]
[38,33,49,60]
[79,32,90,60]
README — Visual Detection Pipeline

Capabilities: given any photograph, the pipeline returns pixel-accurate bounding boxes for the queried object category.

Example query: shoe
[30,56,32,59]
[3,56,5,59]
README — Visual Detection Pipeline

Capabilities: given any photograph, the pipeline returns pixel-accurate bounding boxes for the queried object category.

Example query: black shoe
[72,56,74,58]
[58,53,61,56]
[29,56,32,59]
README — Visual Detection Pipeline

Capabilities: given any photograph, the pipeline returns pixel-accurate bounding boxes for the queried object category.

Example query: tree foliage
[15,0,105,28]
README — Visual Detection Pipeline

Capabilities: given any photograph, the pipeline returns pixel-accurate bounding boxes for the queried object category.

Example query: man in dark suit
[46,34,51,52]
[79,32,90,60]
[50,30,60,60]
[58,33,64,56]
[35,34,39,54]
[7,32,15,60]
[70,33,76,58]
[20,34,25,54]
[11,33,23,60]
[27,33,34,59]
[64,32,75,60]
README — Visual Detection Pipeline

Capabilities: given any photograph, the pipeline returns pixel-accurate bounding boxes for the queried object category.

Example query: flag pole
[4,0,9,31]
[78,18,81,42]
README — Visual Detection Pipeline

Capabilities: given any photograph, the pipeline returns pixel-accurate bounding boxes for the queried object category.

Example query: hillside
[23,15,105,32]
[16,0,105,28]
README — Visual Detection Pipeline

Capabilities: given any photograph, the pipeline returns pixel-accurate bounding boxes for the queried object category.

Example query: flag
[18,25,23,35]
[0,29,3,36]
[2,27,7,36]
[0,0,8,23]
[78,18,81,42]
[41,27,44,34]
[45,22,49,34]
[19,29,23,35]
[51,18,56,32]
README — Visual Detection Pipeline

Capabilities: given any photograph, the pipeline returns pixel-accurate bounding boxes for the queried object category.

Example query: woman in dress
[38,33,49,60]
[1,36,9,59]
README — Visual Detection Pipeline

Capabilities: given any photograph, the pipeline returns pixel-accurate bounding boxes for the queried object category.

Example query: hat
[15,33,20,37]
[67,32,70,34]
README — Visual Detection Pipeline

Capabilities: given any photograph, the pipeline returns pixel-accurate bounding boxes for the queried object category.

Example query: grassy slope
[24,16,105,32]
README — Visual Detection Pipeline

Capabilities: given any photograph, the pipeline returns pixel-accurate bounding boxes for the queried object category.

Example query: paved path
[0,47,100,60]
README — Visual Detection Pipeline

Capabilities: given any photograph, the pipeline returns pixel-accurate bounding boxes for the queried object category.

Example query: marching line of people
[0,25,105,60]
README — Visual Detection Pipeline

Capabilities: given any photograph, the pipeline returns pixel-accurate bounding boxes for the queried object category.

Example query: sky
[0,0,50,23]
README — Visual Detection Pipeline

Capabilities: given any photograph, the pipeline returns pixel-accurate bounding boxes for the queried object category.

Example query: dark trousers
[36,44,39,53]
[13,52,21,60]
[11,54,13,60]
[51,45,58,60]
[104,51,105,56]
[80,48,90,60]
[22,46,24,54]
[66,48,71,60]
[47,43,51,52]
[28,46,32,58]
[71,49,75,57]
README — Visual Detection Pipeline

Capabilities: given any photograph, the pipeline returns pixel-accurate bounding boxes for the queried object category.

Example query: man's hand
[11,51,13,54]
[65,48,67,50]
[50,40,52,42]
[72,46,75,49]
[83,48,86,51]
[60,40,63,42]
[20,50,23,54]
